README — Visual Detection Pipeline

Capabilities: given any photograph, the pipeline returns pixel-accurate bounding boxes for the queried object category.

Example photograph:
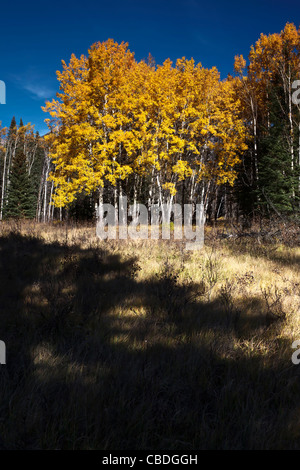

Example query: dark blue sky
[1,0,300,135]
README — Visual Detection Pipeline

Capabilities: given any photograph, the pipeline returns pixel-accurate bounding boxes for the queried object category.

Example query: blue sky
[1,0,300,135]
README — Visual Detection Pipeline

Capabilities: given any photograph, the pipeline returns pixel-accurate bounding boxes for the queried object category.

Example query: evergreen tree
[8,116,17,138]
[4,148,36,219]
[258,84,299,215]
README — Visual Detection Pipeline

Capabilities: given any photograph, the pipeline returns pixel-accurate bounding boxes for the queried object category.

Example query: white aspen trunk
[28,141,38,176]
[249,95,259,187]
[114,186,118,226]
[288,71,295,198]
[43,156,51,222]
[133,174,138,223]
[224,186,228,220]
[148,167,154,212]
[190,173,195,204]
[156,174,164,222]
[0,147,8,220]
[204,181,211,215]
[253,116,259,184]
[138,174,143,201]
[298,122,300,208]
[36,151,51,222]
[98,186,104,221]
[167,193,174,223]
[7,135,18,192]
[189,172,196,223]
[43,176,48,223]
[48,180,54,222]
[51,195,55,221]
[36,169,44,222]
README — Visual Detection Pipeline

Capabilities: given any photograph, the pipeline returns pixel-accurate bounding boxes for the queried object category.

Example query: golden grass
[0,219,299,449]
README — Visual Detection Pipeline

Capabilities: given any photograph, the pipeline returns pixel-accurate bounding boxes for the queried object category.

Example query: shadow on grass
[0,233,299,449]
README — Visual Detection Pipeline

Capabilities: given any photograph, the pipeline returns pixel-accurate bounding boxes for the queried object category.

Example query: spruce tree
[8,116,17,138]
[4,148,36,219]
[258,84,298,215]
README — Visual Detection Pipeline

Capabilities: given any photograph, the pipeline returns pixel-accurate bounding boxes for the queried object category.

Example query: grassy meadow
[0,219,299,449]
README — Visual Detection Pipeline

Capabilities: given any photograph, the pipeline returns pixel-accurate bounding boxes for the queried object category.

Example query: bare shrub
[262,285,286,326]
[219,280,241,330]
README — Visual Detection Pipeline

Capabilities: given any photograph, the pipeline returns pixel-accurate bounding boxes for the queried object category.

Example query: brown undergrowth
[0,219,299,449]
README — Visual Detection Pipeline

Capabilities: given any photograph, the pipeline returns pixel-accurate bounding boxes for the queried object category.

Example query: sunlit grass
[0,219,299,449]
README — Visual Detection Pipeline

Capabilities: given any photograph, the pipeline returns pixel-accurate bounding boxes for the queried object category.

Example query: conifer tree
[258,84,298,214]
[4,147,36,218]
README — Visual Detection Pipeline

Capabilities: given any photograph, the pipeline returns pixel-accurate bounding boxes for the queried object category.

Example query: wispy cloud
[22,82,56,100]
[11,68,57,101]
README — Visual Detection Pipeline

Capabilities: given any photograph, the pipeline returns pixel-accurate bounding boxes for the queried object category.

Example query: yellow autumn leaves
[43,39,248,207]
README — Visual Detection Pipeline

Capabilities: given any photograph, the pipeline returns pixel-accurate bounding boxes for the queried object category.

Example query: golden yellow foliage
[43,40,248,207]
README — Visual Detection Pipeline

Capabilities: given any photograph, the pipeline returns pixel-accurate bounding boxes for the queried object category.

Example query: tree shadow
[0,232,299,449]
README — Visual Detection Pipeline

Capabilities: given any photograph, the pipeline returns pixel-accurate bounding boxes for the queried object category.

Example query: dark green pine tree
[257,83,298,216]
[4,148,36,219]
[8,116,17,139]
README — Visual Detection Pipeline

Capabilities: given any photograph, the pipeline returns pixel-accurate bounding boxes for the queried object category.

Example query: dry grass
[0,219,299,449]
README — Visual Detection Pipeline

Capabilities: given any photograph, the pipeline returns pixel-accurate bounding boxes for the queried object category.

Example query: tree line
[0,23,299,224]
